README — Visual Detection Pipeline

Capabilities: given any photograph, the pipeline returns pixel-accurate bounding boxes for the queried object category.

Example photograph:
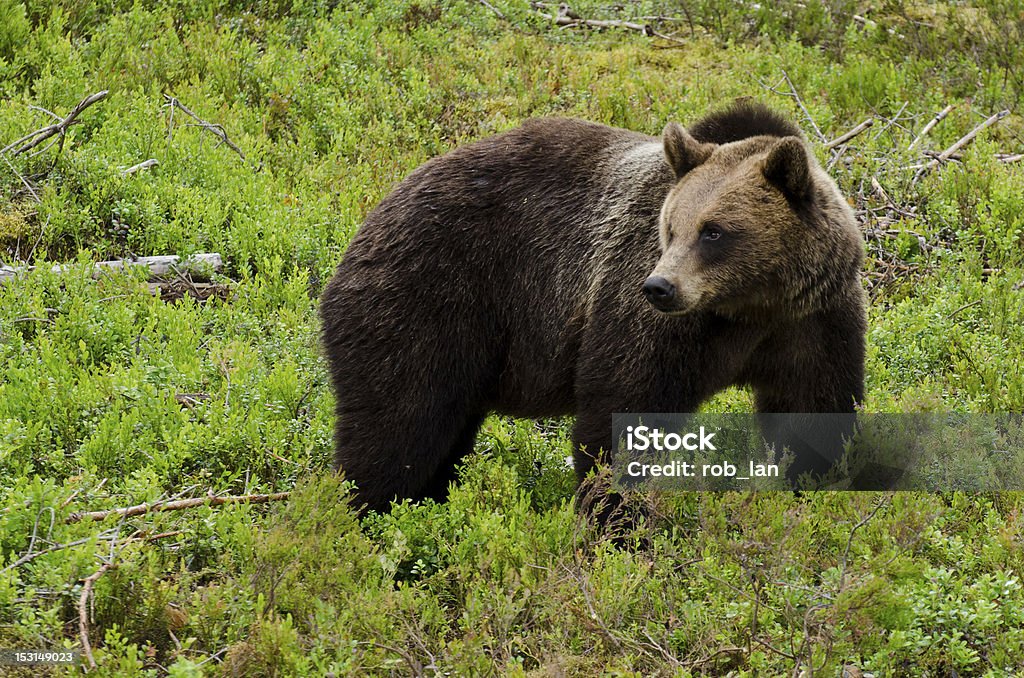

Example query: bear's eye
[700,225,724,242]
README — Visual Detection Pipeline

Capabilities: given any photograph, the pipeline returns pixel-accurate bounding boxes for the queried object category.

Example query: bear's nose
[643,275,676,306]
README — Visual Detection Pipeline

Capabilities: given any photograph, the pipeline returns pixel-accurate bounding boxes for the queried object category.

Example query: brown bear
[320,101,866,512]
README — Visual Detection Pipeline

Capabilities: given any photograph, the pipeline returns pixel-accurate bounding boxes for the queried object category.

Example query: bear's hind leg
[417,412,486,504]
[334,402,473,514]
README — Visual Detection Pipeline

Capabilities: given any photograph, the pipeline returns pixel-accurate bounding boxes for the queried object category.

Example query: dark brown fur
[320,102,866,512]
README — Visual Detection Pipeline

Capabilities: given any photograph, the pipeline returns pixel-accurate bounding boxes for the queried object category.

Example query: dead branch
[164,95,246,160]
[477,0,506,20]
[851,14,904,38]
[121,158,159,175]
[530,2,687,45]
[757,71,826,143]
[782,71,825,142]
[1,152,40,202]
[870,100,910,142]
[838,497,889,591]
[80,561,116,669]
[66,491,291,523]
[0,252,223,285]
[4,534,106,573]
[946,299,982,320]
[907,104,953,151]
[999,153,1024,163]
[357,641,425,677]
[913,109,1009,181]
[825,118,873,149]
[870,176,892,206]
[1,91,109,156]
[5,529,182,573]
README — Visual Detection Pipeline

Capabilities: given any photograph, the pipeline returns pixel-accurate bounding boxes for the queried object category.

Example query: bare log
[0,253,223,285]
[66,491,291,523]
[84,252,223,278]
[1,91,109,156]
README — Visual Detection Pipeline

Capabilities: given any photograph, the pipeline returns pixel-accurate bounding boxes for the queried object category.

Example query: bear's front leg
[748,304,866,484]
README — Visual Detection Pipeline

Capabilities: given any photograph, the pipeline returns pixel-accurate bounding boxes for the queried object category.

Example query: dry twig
[4,529,183,573]
[757,71,826,143]
[164,95,246,160]
[837,497,889,591]
[80,562,116,669]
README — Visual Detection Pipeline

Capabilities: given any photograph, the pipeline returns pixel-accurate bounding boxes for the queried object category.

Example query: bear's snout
[643,275,677,310]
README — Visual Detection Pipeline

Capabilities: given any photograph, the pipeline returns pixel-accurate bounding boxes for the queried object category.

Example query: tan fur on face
[652,134,860,319]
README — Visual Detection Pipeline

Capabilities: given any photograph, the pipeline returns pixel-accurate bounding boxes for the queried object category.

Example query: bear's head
[644,122,861,321]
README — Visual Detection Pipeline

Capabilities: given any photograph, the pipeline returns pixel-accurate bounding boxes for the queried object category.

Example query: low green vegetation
[1,1,1023,675]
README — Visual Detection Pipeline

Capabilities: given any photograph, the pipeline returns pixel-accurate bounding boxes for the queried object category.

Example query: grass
[1,0,1024,675]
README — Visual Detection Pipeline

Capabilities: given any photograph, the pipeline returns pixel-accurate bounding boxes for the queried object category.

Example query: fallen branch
[530,2,686,45]
[80,562,116,669]
[66,491,291,523]
[1,91,109,157]
[121,158,159,175]
[477,0,506,20]
[947,299,983,320]
[164,95,246,161]
[913,109,1009,181]
[825,118,873,149]
[0,252,223,285]
[907,104,953,151]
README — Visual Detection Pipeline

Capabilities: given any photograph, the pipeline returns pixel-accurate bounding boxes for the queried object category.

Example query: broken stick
[121,158,159,175]
[907,104,954,151]
[825,118,874,149]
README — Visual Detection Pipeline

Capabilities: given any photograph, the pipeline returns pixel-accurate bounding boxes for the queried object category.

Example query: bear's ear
[662,123,713,178]
[763,136,811,201]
